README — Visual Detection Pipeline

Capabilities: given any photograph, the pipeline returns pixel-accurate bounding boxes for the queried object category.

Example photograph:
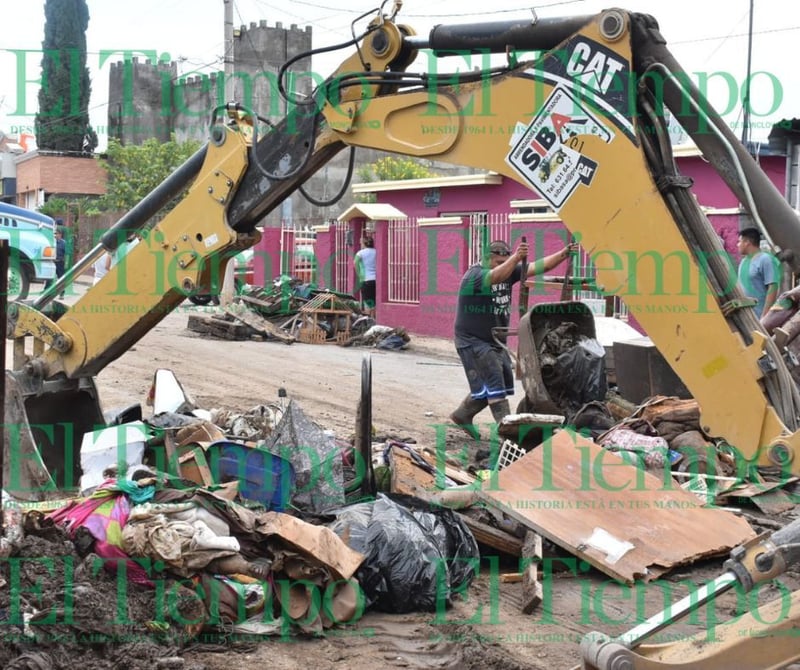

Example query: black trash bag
[541,337,607,421]
[328,493,479,613]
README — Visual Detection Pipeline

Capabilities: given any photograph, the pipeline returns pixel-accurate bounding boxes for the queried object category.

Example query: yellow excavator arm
[7,8,800,490]
[307,9,800,476]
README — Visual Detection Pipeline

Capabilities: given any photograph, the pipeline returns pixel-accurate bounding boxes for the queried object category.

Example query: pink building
[253,146,791,339]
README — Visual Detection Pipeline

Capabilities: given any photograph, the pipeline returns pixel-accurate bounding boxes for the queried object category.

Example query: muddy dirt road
[94,301,482,444]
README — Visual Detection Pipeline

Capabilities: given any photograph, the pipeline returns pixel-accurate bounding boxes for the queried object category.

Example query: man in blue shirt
[737,228,780,318]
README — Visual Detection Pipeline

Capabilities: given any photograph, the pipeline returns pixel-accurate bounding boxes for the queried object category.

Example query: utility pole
[223,0,235,102]
[741,0,754,147]
[220,0,236,306]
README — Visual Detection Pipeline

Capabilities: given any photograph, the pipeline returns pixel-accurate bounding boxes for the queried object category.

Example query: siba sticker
[506,84,613,210]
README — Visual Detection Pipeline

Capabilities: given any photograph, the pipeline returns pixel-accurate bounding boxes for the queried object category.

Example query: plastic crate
[207,441,295,511]
[497,440,526,470]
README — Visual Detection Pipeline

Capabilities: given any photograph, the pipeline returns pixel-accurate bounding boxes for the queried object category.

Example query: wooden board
[225,305,296,344]
[257,511,365,580]
[460,516,523,557]
[389,446,452,499]
[477,429,756,584]
[721,473,798,515]
[187,314,251,340]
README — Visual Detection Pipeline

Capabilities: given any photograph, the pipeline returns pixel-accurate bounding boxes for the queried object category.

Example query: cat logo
[565,40,626,95]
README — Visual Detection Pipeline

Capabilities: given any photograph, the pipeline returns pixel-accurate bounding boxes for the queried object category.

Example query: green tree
[38,197,70,218]
[35,0,98,153]
[100,136,202,211]
[357,155,439,182]
[355,156,439,203]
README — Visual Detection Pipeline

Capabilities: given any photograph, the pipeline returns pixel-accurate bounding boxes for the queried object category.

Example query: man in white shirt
[354,237,377,318]
[93,252,111,285]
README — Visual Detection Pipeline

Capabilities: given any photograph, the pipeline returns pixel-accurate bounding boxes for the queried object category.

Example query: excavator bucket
[516,301,599,415]
[3,371,106,500]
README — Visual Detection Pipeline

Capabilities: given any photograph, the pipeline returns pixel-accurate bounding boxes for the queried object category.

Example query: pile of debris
[187,278,410,349]
[0,369,476,668]
[509,304,800,514]
[2,311,796,665]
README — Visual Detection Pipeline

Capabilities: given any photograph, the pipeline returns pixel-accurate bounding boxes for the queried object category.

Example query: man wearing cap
[737,228,780,318]
[450,238,576,437]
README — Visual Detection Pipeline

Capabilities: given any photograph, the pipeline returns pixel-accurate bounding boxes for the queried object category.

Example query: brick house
[14,151,107,211]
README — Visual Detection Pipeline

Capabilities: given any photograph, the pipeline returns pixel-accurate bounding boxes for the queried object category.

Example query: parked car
[187,248,254,305]
[0,203,57,301]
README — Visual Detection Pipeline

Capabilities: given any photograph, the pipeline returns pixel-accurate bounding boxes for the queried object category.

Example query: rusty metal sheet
[477,429,756,584]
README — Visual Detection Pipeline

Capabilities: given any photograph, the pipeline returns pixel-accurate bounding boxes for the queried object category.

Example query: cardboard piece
[256,511,365,580]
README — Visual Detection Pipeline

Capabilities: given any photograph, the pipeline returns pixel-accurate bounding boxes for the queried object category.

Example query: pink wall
[253,227,281,287]
[356,215,570,339]
[383,180,533,221]
[679,155,787,255]
[253,154,788,339]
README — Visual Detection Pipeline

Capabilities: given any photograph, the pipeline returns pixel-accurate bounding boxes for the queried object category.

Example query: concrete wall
[107,22,339,230]
[108,59,176,145]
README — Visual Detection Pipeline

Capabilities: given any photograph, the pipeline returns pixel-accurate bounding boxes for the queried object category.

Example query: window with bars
[334,222,352,293]
[572,248,628,318]
[468,212,511,266]
[387,218,419,303]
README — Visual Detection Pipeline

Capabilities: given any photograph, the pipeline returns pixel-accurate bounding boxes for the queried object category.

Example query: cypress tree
[35,0,98,153]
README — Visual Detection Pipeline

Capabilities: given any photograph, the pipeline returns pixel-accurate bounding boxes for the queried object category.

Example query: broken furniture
[292,291,356,344]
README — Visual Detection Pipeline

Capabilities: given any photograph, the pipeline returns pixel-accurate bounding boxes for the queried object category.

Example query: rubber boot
[449,395,487,440]
[489,399,511,426]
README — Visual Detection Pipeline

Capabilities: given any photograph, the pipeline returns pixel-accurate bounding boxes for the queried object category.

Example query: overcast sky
[2,0,796,149]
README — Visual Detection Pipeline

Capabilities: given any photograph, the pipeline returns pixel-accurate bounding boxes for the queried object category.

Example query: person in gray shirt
[450,238,575,438]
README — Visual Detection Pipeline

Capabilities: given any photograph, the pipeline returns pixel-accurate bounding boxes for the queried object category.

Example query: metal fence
[572,247,628,317]
[280,223,317,284]
[333,221,352,293]
[387,218,419,303]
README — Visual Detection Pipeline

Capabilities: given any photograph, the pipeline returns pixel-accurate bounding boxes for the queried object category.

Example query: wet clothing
[454,262,524,400]
[456,340,515,401]
[360,279,376,307]
[455,263,523,345]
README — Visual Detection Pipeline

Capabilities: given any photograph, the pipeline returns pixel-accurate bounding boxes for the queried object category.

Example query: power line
[671,24,799,45]
[287,0,586,15]
[401,0,588,17]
